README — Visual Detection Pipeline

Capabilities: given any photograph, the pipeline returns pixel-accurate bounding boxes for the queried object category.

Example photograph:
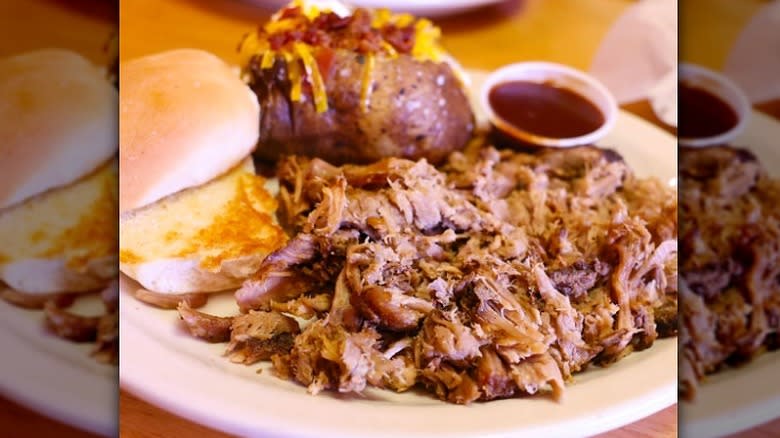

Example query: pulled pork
[177,302,301,362]
[680,146,780,400]
[188,141,677,403]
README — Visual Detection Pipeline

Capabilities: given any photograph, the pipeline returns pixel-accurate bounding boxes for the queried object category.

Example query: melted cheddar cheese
[238,1,447,114]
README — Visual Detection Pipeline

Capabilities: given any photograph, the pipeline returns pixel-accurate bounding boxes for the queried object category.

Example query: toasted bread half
[120,158,287,294]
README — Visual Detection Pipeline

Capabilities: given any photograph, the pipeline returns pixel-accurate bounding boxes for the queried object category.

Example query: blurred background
[0,1,117,437]
[679,0,780,437]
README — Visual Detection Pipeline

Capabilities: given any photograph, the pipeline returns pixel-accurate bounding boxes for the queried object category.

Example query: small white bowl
[480,62,618,148]
[679,63,750,148]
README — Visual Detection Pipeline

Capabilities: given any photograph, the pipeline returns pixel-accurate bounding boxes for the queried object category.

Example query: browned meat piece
[534,266,595,375]
[270,353,292,380]
[654,292,678,337]
[235,234,319,312]
[270,293,332,320]
[680,146,761,199]
[684,261,737,300]
[680,283,724,394]
[508,353,565,400]
[134,288,208,309]
[464,272,551,364]
[278,319,379,394]
[350,285,434,331]
[369,354,417,392]
[177,302,233,343]
[549,260,608,301]
[226,311,300,365]
[420,363,482,404]
[0,287,76,309]
[283,315,418,394]
[521,146,629,201]
[346,244,434,331]
[369,339,417,392]
[578,287,619,347]
[623,177,678,243]
[43,301,99,342]
[306,177,347,235]
[474,346,516,399]
[416,310,482,364]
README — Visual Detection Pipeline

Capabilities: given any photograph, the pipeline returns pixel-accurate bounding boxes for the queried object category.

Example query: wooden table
[0,0,116,63]
[119,0,675,436]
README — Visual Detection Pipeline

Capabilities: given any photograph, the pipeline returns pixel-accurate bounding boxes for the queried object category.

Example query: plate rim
[120,304,677,438]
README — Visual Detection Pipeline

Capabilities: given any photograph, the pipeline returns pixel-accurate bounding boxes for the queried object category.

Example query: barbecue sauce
[488,81,605,138]
[679,83,738,138]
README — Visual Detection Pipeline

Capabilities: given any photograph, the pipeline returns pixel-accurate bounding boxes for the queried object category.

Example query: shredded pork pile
[180,142,678,403]
[680,146,780,400]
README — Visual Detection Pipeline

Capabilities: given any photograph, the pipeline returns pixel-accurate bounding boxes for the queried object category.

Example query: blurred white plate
[243,0,506,17]
[0,297,116,436]
[681,110,780,438]
[120,69,677,437]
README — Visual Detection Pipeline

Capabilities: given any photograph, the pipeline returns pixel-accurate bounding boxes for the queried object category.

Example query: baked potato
[240,3,475,165]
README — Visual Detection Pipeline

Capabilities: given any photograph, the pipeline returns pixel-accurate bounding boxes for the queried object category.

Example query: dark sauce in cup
[488,81,605,138]
[678,83,738,138]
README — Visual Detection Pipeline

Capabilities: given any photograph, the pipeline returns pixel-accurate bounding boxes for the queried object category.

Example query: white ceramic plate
[243,0,505,17]
[680,110,780,438]
[120,70,677,437]
[0,296,116,436]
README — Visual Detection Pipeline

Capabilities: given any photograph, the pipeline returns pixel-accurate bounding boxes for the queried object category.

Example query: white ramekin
[480,61,618,148]
[678,63,751,148]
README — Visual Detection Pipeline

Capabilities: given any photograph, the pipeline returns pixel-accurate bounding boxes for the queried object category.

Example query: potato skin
[251,51,475,165]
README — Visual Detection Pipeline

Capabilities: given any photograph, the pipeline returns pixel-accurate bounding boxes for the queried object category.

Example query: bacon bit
[279,5,302,20]
[314,47,335,79]
[382,24,415,53]
[313,11,351,30]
